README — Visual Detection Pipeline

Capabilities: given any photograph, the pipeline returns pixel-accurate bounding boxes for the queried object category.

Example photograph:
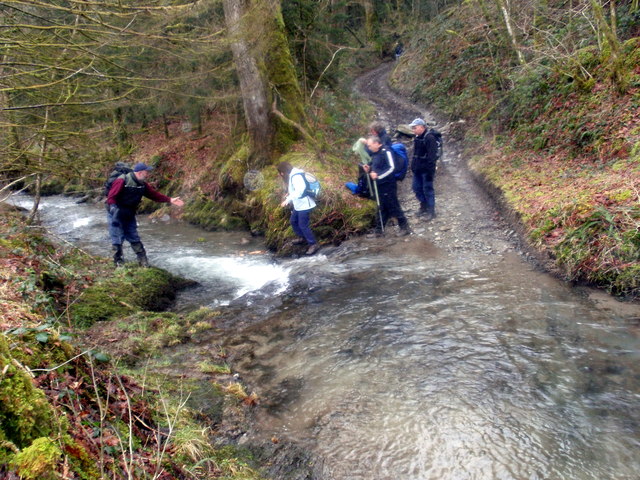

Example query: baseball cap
[408,118,426,127]
[133,162,153,172]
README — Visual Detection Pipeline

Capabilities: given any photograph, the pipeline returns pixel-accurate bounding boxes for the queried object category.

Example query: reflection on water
[233,254,640,480]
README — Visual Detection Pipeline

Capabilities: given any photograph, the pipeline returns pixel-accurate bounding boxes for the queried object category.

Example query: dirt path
[355,62,523,259]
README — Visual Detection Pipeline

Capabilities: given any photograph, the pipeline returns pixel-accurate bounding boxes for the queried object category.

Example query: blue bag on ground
[344,164,372,199]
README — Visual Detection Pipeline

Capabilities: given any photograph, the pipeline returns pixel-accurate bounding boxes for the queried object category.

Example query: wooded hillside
[1,0,638,291]
[390,0,639,296]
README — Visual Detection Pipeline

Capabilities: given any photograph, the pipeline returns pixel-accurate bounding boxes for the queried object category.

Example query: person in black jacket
[409,118,439,220]
[363,136,410,236]
[106,162,184,267]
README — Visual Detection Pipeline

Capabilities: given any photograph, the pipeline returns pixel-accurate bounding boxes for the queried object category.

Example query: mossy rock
[183,196,249,231]
[0,336,57,455]
[69,266,193,328]
[8,331,76,371]
[10,437,61,480]
[246,149,377,250]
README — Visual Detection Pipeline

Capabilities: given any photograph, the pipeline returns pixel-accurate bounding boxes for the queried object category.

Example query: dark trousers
[290,209,316,245]
[375,180,408,232]
[412,169,436,213]
[108,208,141,246]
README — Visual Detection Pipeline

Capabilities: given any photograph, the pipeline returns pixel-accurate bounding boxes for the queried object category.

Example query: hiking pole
[365,166,373,199]
[372,179,384,233]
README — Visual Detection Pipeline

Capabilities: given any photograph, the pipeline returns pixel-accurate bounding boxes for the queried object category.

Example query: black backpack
[104,162,132,197]
[428,128,443,160]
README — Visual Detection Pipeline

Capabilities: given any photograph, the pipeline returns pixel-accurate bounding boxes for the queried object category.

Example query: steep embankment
[389,4,640,298]
[0,207,264,479]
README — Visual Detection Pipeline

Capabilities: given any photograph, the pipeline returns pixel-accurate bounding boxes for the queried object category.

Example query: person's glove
[109,205,120,227]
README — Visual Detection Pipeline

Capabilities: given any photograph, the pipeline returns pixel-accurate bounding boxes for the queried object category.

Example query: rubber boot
[424,209,437,221]
[131,242,149,267]
[112,244,124,268]
[398,218,411,236]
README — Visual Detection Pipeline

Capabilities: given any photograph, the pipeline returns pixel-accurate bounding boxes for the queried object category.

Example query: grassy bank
[390,5,639,298]
[0,207,265,479]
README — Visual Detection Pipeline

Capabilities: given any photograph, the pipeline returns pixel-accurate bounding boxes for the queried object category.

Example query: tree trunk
[223,0,311,164]
[589,0,625,91]
[223,0,274,166]
[495,0,525,65]
[28,107,49,224]
[362,0,376,41]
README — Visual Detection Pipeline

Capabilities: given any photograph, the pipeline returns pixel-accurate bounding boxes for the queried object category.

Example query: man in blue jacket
[409,118,439,220]
[363,136,410,237]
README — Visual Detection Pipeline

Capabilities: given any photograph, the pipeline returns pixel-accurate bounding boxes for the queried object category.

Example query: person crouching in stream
[106,162,184,267]
[277,161,320,256]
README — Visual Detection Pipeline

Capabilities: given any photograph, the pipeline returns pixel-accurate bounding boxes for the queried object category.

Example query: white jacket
[285,167,316,212]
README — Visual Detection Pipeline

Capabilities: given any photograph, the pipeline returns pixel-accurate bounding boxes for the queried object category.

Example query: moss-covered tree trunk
[589,0,626,92]
[223,0,310,167]
[362,0,377,42]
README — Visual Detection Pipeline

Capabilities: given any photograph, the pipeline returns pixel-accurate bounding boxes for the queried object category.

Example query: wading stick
[372,179,384,233]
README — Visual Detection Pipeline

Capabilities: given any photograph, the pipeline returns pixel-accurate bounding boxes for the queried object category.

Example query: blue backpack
[390,143,409,181]
[293,171,321,199]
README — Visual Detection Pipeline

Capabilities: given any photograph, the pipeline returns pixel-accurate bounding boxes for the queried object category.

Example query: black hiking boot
[136,252,149,267]
[418,203,428,216]
[423,210,437,221]
[112,245,124,268]
[305,243,320,255]
[131,242,149,267]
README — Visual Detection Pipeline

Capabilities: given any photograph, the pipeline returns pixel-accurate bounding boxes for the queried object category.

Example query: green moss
[610,264,640,296]
[183,195,248,231]
[11,437,61,480]
[264,7,309,153]
[211,445,263,480]
[0,336,57,453]
[184,306,221,323]
[61,435,100,480]
[97,310,215,364]
[245,149,377,251]
[552,206,640,297]
[69,266,187,328]
[198,361,231,375]
[9,332,76,371]
[608,189,633,202]
[217,138,252,195]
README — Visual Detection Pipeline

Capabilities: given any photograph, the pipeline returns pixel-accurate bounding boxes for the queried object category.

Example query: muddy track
[354,62,525,260]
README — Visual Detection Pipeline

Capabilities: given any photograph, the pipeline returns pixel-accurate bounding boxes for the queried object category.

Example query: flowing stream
[8,195,289,309]
[8,192,640,480]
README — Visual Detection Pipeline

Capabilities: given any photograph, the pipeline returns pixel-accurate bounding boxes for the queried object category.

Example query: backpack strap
[291,171,311,198]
